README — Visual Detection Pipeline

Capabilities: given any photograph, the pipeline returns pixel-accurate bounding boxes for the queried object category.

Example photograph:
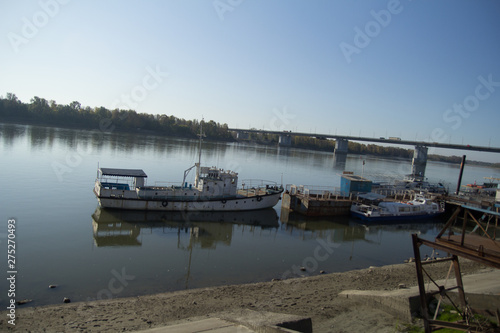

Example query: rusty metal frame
[412,204,500,332]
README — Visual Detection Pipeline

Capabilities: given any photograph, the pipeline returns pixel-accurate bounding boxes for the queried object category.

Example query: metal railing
[285,184,346,200]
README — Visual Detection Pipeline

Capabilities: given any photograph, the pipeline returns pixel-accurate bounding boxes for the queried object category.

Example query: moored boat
[94,122,283,211]
[350,196,444,221]
[94,166,283,211]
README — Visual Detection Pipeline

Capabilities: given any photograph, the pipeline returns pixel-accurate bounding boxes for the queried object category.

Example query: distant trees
[0,93,24,118]
[0,93,233,141]
[292,136,335,151]
[245,128,279,143]
[348,141,413,158]
[1,93,495,166]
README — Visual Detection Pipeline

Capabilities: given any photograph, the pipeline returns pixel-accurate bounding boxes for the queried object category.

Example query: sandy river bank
[0,259,487,332]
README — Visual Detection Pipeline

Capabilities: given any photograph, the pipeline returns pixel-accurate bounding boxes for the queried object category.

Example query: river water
[1,123,499,307]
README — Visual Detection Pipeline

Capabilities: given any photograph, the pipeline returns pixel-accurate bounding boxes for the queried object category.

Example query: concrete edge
[339,269,500,323]
[217,309,313,333]
[339,289,419,322]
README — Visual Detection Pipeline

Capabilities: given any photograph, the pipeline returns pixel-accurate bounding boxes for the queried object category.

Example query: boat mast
[197,120,203,166]
[196,119,204,182]
[182,119,204,187]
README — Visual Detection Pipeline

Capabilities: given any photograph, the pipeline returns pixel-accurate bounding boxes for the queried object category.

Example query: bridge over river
[228,128,500,177]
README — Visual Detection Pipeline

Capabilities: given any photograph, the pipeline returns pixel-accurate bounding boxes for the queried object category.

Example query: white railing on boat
[285,184,345,199]
[152,181,185,188]
[371,187,415,197]
[238,179,282,196]
[240,179,281,189]
[98,176,148,188]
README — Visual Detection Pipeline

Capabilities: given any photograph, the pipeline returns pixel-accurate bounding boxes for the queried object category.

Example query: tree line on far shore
[1,93,498,168]
[0,93,232,140]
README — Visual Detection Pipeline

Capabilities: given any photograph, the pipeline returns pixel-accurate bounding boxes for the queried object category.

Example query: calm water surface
[1,123,499,307]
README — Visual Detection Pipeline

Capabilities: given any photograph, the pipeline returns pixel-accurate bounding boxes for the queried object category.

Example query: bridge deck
[229,128,500,153]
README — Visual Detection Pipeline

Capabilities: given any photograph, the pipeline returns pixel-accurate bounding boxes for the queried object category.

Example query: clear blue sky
[1,0,499,161]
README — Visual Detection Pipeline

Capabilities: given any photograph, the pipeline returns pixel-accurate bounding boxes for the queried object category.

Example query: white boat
[94,166,283,211]
[350,196,444,222]
[94,124,283,211]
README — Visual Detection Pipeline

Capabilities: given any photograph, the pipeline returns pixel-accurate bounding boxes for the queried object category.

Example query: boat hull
[350,210,443,222]
[95,191,282,212]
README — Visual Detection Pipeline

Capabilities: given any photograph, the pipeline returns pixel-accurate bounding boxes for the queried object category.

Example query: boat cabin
[340,172,372,196]
[195,166,238,196]
[96,168,147,192]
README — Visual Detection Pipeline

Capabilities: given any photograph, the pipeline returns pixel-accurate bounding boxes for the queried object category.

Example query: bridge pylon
[411,145,428,178]
[279,133,292,147]
[334,138,349,155]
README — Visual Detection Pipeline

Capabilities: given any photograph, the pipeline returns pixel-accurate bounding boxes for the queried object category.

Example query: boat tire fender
[162,201,168,207]
[221,199,227,204]
[256,196,262,202]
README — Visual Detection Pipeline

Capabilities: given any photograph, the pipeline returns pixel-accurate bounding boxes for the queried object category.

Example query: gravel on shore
[0,259,487,332]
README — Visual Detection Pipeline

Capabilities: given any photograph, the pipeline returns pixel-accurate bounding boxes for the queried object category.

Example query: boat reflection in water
[280,208,443,263]
[280,209,372,250]
[281,208,442,241]
[92,207,280,290]
[91,207,279,248]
